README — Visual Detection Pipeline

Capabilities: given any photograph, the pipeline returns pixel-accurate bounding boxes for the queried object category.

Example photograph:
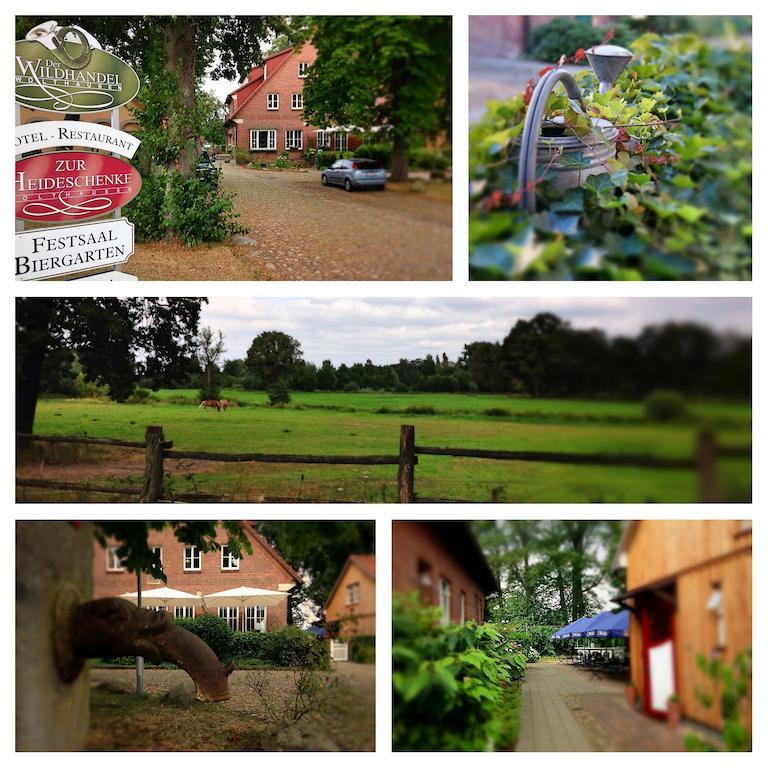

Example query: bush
[408,147,451,172]
[644,389,688,421]
[267,381,291,407]
[72,371,109,399]
[343,381,361,392]
[484,407,510,417]
[177,613,234,659]
[348,634,376,664]
[355,142,393,169]
[230,627,330,669]
[528,17,634,62]
[123,173,166,242]
[316,150,337,169]
[393,595,526,751]
[526,647,541,663]
[273,149,291,169]
[126,387,156,404]
[235,148,251,165]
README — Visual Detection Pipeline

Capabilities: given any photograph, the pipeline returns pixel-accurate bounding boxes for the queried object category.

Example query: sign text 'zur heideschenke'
[15,151,142,223]
[16,218,134,280]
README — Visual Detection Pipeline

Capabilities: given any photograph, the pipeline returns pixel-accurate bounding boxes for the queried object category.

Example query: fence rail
[16,424,749,503]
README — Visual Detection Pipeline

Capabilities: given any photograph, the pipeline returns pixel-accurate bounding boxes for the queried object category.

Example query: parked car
[321,158,387,191]
[196,151,219,183]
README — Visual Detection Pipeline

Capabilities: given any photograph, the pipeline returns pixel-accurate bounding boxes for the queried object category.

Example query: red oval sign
[15,151,141,222]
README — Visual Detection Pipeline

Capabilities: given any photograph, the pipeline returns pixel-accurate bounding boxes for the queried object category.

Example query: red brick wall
[392,521,486,623]
[92,524,297,631]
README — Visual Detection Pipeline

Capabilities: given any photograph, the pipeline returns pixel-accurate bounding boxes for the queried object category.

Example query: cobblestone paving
[221,163,452,280]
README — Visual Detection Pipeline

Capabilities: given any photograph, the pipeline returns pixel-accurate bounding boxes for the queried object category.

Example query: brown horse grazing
[199,400,220,411]
[219,399,229,411]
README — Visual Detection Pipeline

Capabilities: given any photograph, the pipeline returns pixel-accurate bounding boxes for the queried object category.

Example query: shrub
[408,147,451,172]
[343,381,360,392]
[123,172,166,242]
[267,381,291,407]
[355,142,393,168]
[72,371,109,399]
[235,148,251,165]
[273,150,291,169]
[644,389,688,421]
[528,18,634,62]
[526,647,541,663]
[316,150,337,169]
[348,634,376,664]
[393,595,527,751]
[177,613,234,659]
[231,627,330,669]
[126,387,156,404]
[484,407,510,417]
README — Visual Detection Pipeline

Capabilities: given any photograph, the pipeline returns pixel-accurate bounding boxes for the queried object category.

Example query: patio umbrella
[551,615,594,640]
[202,586,289,608]
[120,586,202,610]
[583,609,629,639]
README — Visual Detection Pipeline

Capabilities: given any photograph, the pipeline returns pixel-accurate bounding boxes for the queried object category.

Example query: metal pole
[136,570,144,695]
[111,106,124,273]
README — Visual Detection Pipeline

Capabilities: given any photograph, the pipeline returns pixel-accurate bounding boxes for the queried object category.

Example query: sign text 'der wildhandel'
[16,219,134,280]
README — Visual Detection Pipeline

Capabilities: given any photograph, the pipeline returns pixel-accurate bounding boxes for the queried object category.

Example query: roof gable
[226,47,295,120]
[324,554,376,609]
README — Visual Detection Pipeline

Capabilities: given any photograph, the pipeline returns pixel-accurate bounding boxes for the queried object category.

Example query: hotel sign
[15,218,134,280]
[15,121,140,158]
[15,151,142,223]
[15,29,140,114]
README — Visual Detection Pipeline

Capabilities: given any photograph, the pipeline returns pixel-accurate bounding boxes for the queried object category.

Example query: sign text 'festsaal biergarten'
[14,22,142,280]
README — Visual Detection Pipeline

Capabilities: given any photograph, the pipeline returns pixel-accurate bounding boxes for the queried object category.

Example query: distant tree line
[33,311,750,403]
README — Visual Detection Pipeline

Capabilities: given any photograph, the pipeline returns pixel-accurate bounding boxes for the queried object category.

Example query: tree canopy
[301,16,451,181]
[245,331,303,387]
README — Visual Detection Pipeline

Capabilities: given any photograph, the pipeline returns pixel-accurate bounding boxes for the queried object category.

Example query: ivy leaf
[584,173,614,195]
[549,188,584,213]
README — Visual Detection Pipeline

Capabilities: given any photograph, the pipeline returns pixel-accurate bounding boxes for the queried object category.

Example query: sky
[200,297,751,366]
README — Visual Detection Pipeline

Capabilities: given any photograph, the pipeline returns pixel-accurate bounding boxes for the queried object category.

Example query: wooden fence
[16,425,749,503]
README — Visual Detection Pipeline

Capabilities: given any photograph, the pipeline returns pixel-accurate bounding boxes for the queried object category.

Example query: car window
[331,161,342,169]
[355,161,381,170]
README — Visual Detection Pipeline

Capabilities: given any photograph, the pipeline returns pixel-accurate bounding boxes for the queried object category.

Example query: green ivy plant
[470,33,752,280]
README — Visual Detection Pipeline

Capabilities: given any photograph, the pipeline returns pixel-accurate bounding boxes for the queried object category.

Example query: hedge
[348,634,376,664]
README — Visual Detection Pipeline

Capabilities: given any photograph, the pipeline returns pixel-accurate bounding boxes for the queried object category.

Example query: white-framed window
[183,545,201,571]
[298,62,309,77]
[175,605,195,620]
[316,130,331,149]
[221,545,240,571]
[291,93,303,110]
[219,606,238,632]
[439,577,451,625]
[334,132,348,152]
[245,605,267,632]
[460,591,466,624]
[106,547,125,572]
[250,129,277,151]
[345,581,361,606]
[146,605,166,613]
[267,93,279,110]
[148,546,163,584]
[285,129,303,150]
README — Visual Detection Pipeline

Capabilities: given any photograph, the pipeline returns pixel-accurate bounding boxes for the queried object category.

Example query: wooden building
[614,520,752,731]
[325,554,376,637]
[392,521,498,624]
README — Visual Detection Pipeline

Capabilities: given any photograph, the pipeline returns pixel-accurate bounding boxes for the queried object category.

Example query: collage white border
[3,1,763,765]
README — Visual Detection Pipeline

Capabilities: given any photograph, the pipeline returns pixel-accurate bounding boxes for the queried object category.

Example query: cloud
[200,297,751,364]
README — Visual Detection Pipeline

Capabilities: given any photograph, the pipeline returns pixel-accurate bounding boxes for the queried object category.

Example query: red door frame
[639,592,678,718]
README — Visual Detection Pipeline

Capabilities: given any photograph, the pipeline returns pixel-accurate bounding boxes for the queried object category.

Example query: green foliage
[685,648,751,752]
[644,389,688,421]
[123,173,167,242]
[181,613,235,659]
[348,634,376,664]
[355,143,393,168]
[273,149,291,169]
[393,595,526,751]
[408,146,451,171]
[528,18,634,62]
[125,387,156,405]
[167,173,246,247]
[471,33,752,280]
[229,627,330,669]
[315,150,337,169]
[267,380,291,407]
[235,148,251,165]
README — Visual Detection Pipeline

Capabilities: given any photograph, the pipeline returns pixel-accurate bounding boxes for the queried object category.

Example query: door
[638,586,677,718]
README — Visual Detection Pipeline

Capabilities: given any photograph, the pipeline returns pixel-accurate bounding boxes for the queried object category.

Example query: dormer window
[267,93,279,110]
[298,62,309,77]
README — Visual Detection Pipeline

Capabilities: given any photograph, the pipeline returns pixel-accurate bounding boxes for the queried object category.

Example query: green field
[18,390,751,503]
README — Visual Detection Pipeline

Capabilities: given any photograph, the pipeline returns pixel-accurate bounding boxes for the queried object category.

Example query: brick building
[93,523,301,633]
[392,521,498,624]
[325,554,376,637]
[224,43,361,164]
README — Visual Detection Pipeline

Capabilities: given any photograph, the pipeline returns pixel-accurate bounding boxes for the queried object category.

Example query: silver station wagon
[321,158,387,191]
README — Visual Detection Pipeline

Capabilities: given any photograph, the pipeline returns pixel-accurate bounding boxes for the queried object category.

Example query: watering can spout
[586,44,633,94]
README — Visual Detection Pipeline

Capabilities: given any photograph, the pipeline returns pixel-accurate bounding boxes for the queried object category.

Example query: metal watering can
[517,44,633,212]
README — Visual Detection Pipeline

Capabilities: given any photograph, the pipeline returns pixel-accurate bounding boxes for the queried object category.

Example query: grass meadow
[17,390,751,503]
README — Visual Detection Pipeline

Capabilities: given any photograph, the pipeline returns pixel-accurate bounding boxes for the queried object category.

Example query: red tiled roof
[225,47,294,121]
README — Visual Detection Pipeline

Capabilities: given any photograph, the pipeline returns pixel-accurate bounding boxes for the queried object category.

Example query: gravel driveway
[221,163,452,280]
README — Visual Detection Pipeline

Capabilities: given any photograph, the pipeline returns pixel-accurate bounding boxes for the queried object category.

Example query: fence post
[398,424,416,503]
[696,431,722,503]
[140,425,165,503]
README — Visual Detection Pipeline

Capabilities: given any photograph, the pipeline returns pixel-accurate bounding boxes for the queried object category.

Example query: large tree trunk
[569,523,587,621]
[163,18,199,180]
[390,133,409,182]
[16,299,53,436]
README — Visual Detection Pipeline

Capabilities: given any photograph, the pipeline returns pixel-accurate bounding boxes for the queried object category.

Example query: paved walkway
[517,662,690,752]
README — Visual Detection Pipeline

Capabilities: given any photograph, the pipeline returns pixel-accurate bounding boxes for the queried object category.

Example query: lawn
[18,391,751,503]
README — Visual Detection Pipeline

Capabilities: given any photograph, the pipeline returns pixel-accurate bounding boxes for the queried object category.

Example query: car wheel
[321,174,328,186]
[344,178,352,192]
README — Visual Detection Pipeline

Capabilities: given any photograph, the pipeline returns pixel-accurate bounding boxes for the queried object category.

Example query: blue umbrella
[551,615,594,639]
[583,609,629,638]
